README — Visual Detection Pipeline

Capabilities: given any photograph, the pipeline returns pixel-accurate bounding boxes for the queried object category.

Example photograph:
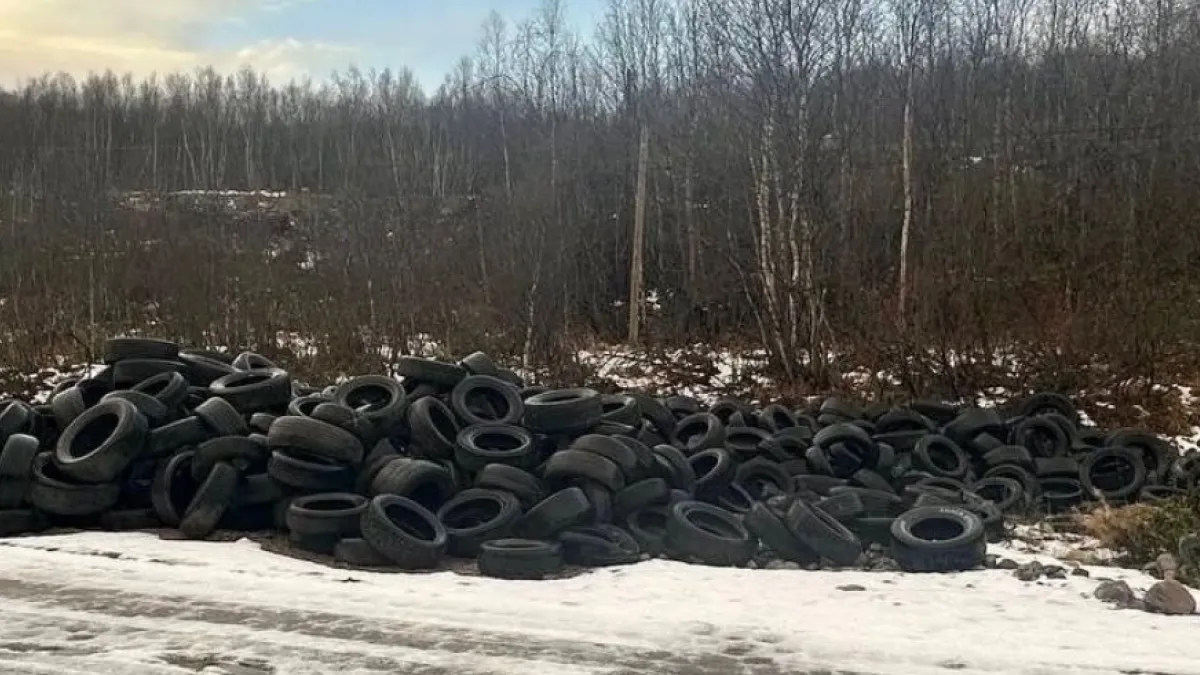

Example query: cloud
[0,0,352,85]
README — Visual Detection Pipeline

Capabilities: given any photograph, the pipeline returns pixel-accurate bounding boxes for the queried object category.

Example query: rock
[1071,567,1090,578]
[1142,560,1162,579]
[985,554,1000,568]
[995,557,1019,570]
[1157,552,1180,580]
[1094,579,1135,606]
[871,558,900,572]
[1014,561,1043,581]
[868,542,886,554]
[1143,580,1197,616]
[1043,565,1067,580]
[837,584,866,591]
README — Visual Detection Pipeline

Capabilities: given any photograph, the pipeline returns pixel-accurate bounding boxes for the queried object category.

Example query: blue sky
[0,0,607,91]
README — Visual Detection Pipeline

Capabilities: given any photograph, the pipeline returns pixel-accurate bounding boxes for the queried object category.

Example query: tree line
[0,0,1198,397]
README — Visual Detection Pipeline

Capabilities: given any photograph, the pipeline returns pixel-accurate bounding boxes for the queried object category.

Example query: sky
[0,0,606,92]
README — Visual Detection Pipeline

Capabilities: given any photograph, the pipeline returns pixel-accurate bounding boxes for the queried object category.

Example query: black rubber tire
[450,375,524,426]
[982,464,1039,498]
[1079,447,1146,502]
[102,390,170,427]
[145,416,209,459]
[178,461,239,539]
[474,463,546,510]
[543,449,625,492]
[53,398,148,484]
[455,424,537,472]
[0,434,39,509]
[1016,392,1078,425]
[103,336,179,363]
[664,500,755,567]
[612,436,657,481]
[395,357,468,388]
[890,505,986,572]
[132,371,190,412]
[968,476,1027,513]
[335,375,408,431]
[689,447,735,501]
[111,359,188,388]
[783,498,862,566]
[178,352,238,386]
[267,415,365,465]
[983,445,1035,469]
[734,458,792,500]
[663,396,701,419]
[523,388,604,435]
[813,490,865,522]
[1011,416,1070,458]
[194,397,249,436]
[267,450,354,492]
[853,516,897,546]
[579,480,614,524]
[234,471,285,507]
[723,426,771,461]
[478,539,564,579]
[628,393,676,438]
[406,396,460,461]
[650,444,696,492]
[913,435,971,480]
[614,478,670,518]
[231,351,279,371]
[670,413,725,453]
[559,524,641,566]
[192,435,266,480]
[334,537,394,567]
[29,453,120,517]
[1039,476,1084,510]
[743,501,819,564]
[209,368,292,413]
[367,456,456,508]
[1105,429,1175,485]
[1034,456,1080,478]
[459,351,500,376]
[436,488,522,557]
[360,495,448,569]
[285,492,368,551]
[598,394,641,426]
[625,505,669,556]
[570,434,640,479]
[513,487,592,539]
[943,407,1005,444]
[98,508,161,530]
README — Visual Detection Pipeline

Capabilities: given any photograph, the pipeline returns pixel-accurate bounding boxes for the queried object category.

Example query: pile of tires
[0,336,1191,579]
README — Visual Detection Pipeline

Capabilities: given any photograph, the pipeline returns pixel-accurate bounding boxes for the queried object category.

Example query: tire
[813,490,865,522]
[112,359,189,388]
[523,388,604,434]
[570,434,640,479]
[454,424,537,472]
[334,538,394,566]
[559,524,641,566]
[983,445,1034,469]
[53,399,148,484]
[395,357,468,388]
[1079,447,1146,502]
[194,397,248,436]
[724,426,771,461]
[629,393,676,438]
[1016,392,1078,425]
[446,375,524,427]
[360,495,447,569]
[664,501,755,567]
[478,539,564,579]
[578,480,614,524]
[0,434,39,508]
[670,413,724,453]
[792,475,848,495]
[513,487,592,539]
[178,352,238,386]
[267,415,364,465]
[889,505,986,572]
[1106,429,1175,485]
[459,351,501,376]
[913,435,971,480]
[267,450,354,492]
[286,493,368,552]
[104,336,180,364]
[231,351,279,371]
[968,476,1027,513]
[407,396,460,461]
[783,499,862,566]
[178,461,239,539]
[474,464,546,509]
[1034,456,1080,478]
[436,488,522,557]
[734,458,792,500]
[625,506,669,556]
[98,508,161,531]
[193,435,266,479]
[335,375,408,431]
[650,444,696,492]
[689,448,734,500]
[28,453,119,517]
[0,509,46,536]
[132,372,190,411]
[209,368,292,413]
[543,449,625,492]
[743,502,818,564]
[1010,416,1069,458]
[369,457,457,510]
[614,478,670,518]
[151,450,199,526]
[102,390,170,427]
[145,416,209,459]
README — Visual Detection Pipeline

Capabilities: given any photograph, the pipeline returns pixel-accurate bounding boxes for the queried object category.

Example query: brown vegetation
[0,0,1199,410]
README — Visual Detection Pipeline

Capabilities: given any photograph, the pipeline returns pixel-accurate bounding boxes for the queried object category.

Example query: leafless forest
[0,0,1198,401]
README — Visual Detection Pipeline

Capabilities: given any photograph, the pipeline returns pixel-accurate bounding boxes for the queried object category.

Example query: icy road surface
[0,532,1195,675]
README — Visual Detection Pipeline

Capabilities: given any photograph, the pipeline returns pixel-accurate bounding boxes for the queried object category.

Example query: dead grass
[1076,496,1200,570]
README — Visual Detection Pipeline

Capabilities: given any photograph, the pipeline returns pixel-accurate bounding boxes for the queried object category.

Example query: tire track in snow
[0,577,799,675]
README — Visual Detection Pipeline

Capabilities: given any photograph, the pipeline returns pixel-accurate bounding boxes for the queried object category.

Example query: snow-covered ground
[0,531,1195,675]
